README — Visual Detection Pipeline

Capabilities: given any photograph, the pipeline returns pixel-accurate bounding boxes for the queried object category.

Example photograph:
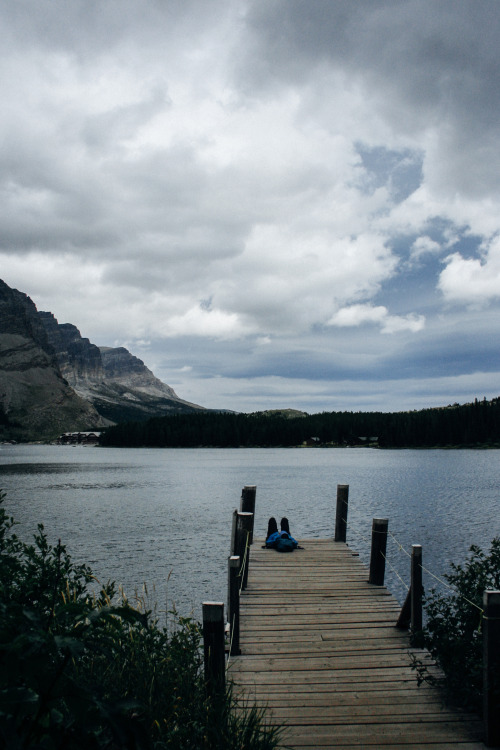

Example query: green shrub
[0,492,281,749]
[415,537,500,711]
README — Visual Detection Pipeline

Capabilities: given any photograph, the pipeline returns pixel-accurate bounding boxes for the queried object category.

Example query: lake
[1,444,499,623]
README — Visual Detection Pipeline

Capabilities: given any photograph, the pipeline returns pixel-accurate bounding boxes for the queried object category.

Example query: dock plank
[230,539,486,749]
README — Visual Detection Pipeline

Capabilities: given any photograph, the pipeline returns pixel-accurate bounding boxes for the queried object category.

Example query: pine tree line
[100,397,500,448]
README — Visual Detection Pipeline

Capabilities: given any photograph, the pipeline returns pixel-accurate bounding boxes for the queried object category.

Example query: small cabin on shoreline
[57,431,101,446]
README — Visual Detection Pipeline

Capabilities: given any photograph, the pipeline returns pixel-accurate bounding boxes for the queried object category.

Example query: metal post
[334,484,349,542]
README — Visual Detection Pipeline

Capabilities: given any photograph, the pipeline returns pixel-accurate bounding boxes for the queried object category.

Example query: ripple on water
[1,445,499,618]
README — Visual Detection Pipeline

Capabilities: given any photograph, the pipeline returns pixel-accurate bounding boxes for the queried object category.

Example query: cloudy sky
[2,0,500,413]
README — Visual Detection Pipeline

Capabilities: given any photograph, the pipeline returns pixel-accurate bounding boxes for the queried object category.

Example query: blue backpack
[275,534,296,553]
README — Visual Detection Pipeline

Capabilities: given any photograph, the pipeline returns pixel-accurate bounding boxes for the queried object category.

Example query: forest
[100,397,500,448]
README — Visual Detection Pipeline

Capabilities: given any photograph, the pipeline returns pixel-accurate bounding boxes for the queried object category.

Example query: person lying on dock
[264,517,303,552]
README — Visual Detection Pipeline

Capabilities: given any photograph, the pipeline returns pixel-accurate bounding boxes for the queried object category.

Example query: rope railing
[333,485,487,631]
[237,531,251,595]
[386,527,485,616]
[337,503,486,619]
[225,611,236,673]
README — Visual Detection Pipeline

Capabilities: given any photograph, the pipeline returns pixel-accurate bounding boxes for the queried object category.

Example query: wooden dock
[228,538,487,749]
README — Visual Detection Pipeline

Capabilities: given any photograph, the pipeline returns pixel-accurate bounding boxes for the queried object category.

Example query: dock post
[334,484,349,542]
[240,485,256,544]
[228,556,241,655]
[411,544,423,634]
[483,589,500,747]
[369,518,388,585]
[396,544,423,631]
[230,508,238,556]
[235,512,253,590]
[396,588,411,629]
[202,602,225,696]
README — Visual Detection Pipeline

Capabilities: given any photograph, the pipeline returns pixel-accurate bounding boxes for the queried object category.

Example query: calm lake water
[1,445,499,622]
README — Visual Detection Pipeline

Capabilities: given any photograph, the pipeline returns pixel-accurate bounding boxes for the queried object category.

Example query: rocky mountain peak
[1,278,205,439]
[38,311,104,386]
[0,281,105,440]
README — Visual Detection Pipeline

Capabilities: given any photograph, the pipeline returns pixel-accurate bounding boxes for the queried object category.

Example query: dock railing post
[334,484,349,542]
[230,508,238,556]
[228,556,241,656]
[240,485,256,544]
[396,544,423,632]
[202,602,225,697]
[483,589,500,747]
[410,544,423,635]
[369,518,388,585]
[235,511,253,590]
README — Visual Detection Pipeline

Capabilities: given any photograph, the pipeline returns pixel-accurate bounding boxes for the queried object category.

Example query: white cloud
[328,304,425,334]
[439,236,500,305]
[410,236,442,260]
[1,1,500,411]
[165,305,252,339]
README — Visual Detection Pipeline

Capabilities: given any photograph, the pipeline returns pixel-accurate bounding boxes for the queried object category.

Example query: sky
[1,0,500,413]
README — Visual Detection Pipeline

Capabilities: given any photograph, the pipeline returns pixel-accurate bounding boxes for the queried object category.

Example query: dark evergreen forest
[100,397,500,448]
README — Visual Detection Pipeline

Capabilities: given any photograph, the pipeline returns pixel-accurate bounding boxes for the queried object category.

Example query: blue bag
[275,535,296,552]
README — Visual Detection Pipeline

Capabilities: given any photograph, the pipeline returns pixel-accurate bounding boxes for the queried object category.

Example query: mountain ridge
[0,279,205,440]
[0,280,104,440]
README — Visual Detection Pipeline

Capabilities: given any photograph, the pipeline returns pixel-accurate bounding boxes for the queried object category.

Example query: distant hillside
[253,409,308,419]
[101,398,500,449]
[0,279,205,440]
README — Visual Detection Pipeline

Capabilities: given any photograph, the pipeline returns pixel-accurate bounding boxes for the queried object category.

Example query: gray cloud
[1,0,499,412]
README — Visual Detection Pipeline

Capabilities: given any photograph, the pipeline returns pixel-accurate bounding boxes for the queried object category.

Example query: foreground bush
[414,537,500,711]
[0,492,281,749]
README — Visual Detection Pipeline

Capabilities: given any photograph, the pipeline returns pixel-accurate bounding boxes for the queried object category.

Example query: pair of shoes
[267,517,278,538]
[266,516,291,537]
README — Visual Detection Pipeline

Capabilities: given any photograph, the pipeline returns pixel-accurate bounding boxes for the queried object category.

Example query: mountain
[0,280,104,440]
[39,310,205,424]
[0,279,205,440]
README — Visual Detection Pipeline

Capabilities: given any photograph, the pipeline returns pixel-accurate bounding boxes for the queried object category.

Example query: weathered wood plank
[230,538,486,749]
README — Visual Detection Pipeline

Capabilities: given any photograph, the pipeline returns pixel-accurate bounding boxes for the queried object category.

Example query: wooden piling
[411,544,423,634]
[240,485,256,544]
[483,589,500,747]
[368,518,388,586]
[334,484,349,543]
[396,588,411,630]
[230,508,238,556]
[202,602,225,696]
[234,511,253,590]
[228,556,241,655]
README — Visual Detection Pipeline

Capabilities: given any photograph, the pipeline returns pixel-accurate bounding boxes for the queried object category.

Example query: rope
[419,562,484,614]
[237,530,250,595]
[384,528,484,615]
[380,548,410,593]
[225,612,236,673]
[388,530,412,559]
[227,530,250,671]
[342,518,485,618]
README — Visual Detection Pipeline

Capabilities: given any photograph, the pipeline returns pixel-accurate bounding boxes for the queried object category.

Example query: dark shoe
[267,517,278,539]
[280,517,290,535]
